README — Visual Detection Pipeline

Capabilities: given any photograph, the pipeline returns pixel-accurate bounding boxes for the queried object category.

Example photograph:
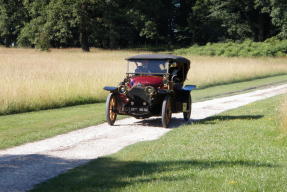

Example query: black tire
[162,95,172,128]
[183,94,192,121]
[106,93,117,125]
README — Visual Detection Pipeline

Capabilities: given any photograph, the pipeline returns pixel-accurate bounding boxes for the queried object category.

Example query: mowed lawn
[0,76,287,150]
[0,103,105,149]
[31,95,287,192]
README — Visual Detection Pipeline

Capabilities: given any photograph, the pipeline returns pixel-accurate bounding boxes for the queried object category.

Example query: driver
[135,60,163,74]
[142,60,150,73]
[143,61,162,73]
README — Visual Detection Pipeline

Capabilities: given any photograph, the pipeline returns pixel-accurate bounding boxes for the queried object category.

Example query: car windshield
[127,60,169,74]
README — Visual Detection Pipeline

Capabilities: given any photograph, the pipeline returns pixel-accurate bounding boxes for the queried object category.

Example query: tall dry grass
[187,56,287,87]
[0,48,140,114]
[0,47,287,114]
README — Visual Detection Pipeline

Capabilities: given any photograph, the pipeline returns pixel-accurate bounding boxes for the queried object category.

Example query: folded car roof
[126,54,190,65]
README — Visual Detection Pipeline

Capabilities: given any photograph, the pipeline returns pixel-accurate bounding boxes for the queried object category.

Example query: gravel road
[1,84,287,192]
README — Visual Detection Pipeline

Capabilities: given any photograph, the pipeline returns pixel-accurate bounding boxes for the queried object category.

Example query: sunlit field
[0,47,287,115]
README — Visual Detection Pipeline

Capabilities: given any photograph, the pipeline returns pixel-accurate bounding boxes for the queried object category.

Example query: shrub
[174,39,287,57]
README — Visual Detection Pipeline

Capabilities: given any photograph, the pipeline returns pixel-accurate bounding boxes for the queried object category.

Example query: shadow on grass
[0,146,276,192]
[193,115,264,125]
[30,157,278,192]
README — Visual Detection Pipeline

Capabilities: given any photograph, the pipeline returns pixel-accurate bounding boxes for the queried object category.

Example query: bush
[35,32,50,51]
[174,39,287,57]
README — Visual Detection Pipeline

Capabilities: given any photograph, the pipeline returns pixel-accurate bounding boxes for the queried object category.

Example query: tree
[18,0,104,51]
[17,0,51,49]
[208,0,275,41]
[2,0,286,49]
[184,0,225,44]
[270,0,287,39]
[0,0,27,47]
[174,0,195,45]
[78,0,90,51]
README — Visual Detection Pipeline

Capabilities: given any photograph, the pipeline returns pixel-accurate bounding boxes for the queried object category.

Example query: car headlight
[163,79,169,85]
[119,85,127,94]
[163,76,169,86]
[145,86,156,95]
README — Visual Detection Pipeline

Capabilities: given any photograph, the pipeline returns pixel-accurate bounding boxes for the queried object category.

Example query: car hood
[130,76,163,87]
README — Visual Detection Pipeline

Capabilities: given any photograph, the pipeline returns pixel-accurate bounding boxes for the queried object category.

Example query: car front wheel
[106,93,117,125]
[162,95,172,128]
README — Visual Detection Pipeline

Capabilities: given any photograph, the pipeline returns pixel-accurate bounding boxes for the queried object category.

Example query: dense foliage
[175,38,287,57]
[0,0,287,50]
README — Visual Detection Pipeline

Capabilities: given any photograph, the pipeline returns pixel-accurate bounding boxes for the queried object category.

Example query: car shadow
[131,117,190,128]
[193,115,264,125]
[129,115,263,128]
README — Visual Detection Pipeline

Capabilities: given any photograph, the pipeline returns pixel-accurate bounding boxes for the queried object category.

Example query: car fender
[103,86,118,92]
[182,85,196,92]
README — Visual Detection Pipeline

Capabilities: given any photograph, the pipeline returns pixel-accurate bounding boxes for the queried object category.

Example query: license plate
[131,107,148,112]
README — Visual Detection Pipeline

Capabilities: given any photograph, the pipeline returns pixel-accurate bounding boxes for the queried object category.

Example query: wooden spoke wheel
[183,94,192,121]
[162,95,172,128]
[106,93,117,125]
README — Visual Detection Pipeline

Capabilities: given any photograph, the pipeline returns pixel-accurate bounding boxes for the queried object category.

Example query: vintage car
[103,54,196,128]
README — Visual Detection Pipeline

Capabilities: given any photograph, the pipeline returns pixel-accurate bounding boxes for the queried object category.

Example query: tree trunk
[80,32,89,52]
[258,14,265,42]
[79,3,90,52]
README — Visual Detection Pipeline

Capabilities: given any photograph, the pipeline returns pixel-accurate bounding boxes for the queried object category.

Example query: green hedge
[174,38,287,57]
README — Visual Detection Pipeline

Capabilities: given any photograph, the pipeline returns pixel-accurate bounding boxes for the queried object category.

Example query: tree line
[0,0,286,51]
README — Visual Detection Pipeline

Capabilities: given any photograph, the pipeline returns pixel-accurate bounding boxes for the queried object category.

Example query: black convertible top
[126,54,190,81]
[126,54,190,65]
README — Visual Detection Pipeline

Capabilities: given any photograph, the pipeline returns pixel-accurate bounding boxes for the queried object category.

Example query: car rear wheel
[106,93,117,125]
[183,94,192,121]
[162,95,172,128]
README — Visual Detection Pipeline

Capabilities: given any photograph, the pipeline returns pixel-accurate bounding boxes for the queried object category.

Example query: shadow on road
[0,154,88,192]
[133,117,190,128]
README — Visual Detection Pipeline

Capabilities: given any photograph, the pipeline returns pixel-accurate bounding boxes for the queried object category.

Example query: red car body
[129,76,163,87]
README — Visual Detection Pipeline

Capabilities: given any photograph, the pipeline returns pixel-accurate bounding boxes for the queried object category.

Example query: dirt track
[1,84,287,192]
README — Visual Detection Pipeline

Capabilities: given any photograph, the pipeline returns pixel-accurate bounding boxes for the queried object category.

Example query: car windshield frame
[127,59,170,75]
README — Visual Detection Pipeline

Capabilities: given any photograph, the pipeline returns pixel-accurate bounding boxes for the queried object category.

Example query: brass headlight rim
[119,85,128,94]
[162,75,169,86]
[145,86,156,96]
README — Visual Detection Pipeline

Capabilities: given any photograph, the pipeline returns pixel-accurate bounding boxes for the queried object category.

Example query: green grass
[0,75,286,150]
[175,39,287,57]
[0,104,105,149]
[31,94,287,192]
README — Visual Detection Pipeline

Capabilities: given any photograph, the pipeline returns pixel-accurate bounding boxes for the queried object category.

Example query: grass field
[31,95,287,192]
[0,48,135,115]
[0,76,286,150]
[279,97,287,134]
[0,103,105,149]
[1,48,287,115]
